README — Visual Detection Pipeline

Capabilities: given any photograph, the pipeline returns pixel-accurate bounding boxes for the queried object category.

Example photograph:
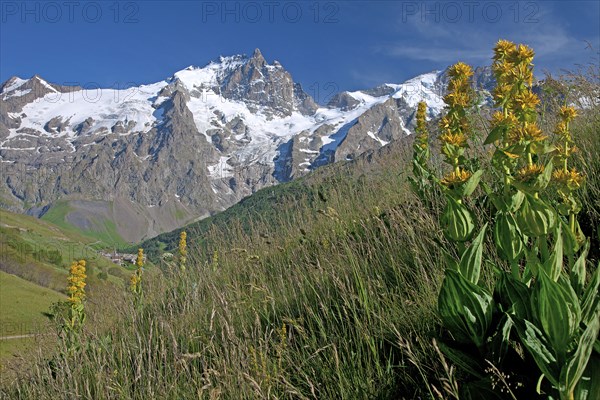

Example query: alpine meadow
[1,2,599,399]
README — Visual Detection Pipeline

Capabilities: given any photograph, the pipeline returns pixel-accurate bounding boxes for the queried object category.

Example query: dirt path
[0,333,47,340]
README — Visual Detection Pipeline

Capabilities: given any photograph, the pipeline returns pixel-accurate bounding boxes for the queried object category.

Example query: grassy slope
[0,209,132,371]
[0,209,124,290]
[2,86,599,398]
[40,200,128,248]
[4,139,452,398]
[0,271,64,337]
[0,271,65,369]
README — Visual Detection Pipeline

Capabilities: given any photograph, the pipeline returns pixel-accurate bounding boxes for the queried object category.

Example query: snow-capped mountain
[0,49,468,242]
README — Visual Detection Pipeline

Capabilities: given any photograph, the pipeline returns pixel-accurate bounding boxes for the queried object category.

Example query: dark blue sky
[1,1,598,99]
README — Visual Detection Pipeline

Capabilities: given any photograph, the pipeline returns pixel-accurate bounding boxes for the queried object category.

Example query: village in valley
[98,250,146,266]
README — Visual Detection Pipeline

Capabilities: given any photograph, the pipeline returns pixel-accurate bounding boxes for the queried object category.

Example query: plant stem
[569,212,576,236]
[564,142,569,172]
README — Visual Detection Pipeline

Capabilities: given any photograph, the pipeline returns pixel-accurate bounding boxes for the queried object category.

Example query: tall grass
[1,140,451,399]
[1,69,598,399]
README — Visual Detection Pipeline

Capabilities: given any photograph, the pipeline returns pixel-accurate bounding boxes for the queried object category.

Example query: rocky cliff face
[1,49,482,243]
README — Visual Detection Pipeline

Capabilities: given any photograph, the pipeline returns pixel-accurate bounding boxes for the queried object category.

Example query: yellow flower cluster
[513,91,540,113]
[440,62,473,136]
[508,123,547,145]
[444,62,474,109]
[492,40,538,115]
[491,111,518,128]
[440,131,468,147]
[553,104,582,206]
[554,143,578,159]
[515,164,545,184]
[136,248,144,268]
[130,272,140,292]
[448,61,474,79]
[67,260,87,305]
[555,106,578,140]
[552,168,584,192]
[492,39,516,61]
[441,168,472,188]
[558,105,577,122]
[513,44,535,64]
[438,61,475,192]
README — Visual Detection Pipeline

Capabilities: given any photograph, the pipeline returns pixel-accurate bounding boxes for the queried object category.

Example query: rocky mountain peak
[0,50,497,243]
[0,76,25,94]
[251,48,266,65]
[216,49,317,116]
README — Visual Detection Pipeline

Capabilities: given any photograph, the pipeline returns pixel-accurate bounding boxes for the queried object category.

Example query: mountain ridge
[0,49,492,243]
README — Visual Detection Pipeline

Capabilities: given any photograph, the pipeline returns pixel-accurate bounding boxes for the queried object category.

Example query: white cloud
[377,10,588,69]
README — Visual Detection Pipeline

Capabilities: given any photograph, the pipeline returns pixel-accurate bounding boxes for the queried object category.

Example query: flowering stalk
[410,101,433,202]
[130,248,144,306]
[485,40,559,280]
[439,62,474,187]
[436,62,484,244]
[415,101,429,154]
[179,231,187,272]
[489,40,550,199]
[552,106,584,236]
[63,259,87,352]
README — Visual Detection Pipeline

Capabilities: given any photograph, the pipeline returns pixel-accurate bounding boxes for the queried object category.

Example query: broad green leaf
[557,273,584,337]
[524,246,541,282]
[438,270,494,348]
[581,261,600,325]
[488,314,514,364]
[459,223,488,284]
[442,142,466,162]
[541,223,563,281]
[510,316,560,386]
[441,195,475,242]
[571,240,590,298]
[516,194,557,237]
[495,272,531,321]
[459,169,484,198]
[558,202,572,216]
[504,143,528,157]
[560,311,600,399]
[442,248,459,271]
[530,141,556,155]
[482,182,506,211]
[533,271,581,361]
[573,354,600,400]
[509,190,525,212]
[561,219,579,258]
[574,219,586,246]
[412,159,430,177]
[535,159,554,191]
[484,125,505,145]
[494,211,525,263]
[512,160,553,193]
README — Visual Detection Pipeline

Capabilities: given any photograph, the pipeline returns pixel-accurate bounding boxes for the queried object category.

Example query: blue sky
[1,1,598,100]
